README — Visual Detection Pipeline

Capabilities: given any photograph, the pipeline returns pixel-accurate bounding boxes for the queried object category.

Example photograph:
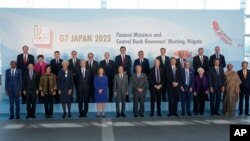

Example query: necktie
[172,66,176,80]
[56,59,59,64]
[156,69,160,83]
[73,59,76,67]
[120,75,123,79]
[106,60,109,65]
[122,56,125,65]
[216,54,220,59]
[216,68,219,75]
[200,56,203,65]
[90,61,92,68]
[140,59,143,65]
[185,70,189,85]
[82,69,85,78]
[244,70,247,79]
[29,71,33,79]
[24,54,27,65]
[162,56,165,65]
[181,59,184,68]
[11,69,14,77]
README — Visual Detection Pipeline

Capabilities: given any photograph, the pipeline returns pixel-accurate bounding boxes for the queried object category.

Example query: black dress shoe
[194,113,198,116]
[116,113,120,118]
[45,115,49,118]
[62,113,66,118]
[9,115,14,120]
[215,112,220,116]
[68,113,71,118]
[31,115,36,119]
[200,113,204,116]
[187,113,192,116]
[167,114,172,117]
[245,113,250,116]
[121,113,126,117]
[157,113,162,117]
[16,116,20,119]
[140,115,144,117]
[26,116,29,119]
[49,115,53,118]
[211,113,215,116]
[174,113,179,117]
[239,112,243,115]
[134,115,138,118]
[181,113,185,116]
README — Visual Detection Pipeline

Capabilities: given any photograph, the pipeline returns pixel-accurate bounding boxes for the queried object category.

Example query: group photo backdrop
[0,8,245,100]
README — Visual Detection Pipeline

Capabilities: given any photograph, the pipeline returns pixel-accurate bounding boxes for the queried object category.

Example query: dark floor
[0,112,250,141]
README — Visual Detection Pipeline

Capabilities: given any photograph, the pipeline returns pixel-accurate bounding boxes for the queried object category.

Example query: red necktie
[122,56,125,65]
[24,54,27,65]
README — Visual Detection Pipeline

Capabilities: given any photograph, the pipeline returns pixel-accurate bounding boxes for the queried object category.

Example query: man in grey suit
[113,66,128,118]
[131,65,147,117]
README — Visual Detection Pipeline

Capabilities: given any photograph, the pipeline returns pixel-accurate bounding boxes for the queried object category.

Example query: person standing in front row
[208,59,225,116]
[131,65,147,117]
[113,66,129,118]
[58,60,73,118]
[166,57,181,117]
[94,67,108,117]
[5,61,22,120]
[237,61,250,116]
[193,68,209,116]
[115,46,132,102]
[23,63,39,119]
[149,59,165,117]
[180,61,194,116]
[39,65,57,118]
[99,52,115,102]
[16,45,34,104]
[77,60,91,118]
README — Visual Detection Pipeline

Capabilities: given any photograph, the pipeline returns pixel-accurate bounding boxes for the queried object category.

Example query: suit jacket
[50,58,63,76]
[133,58,150,76]
[86,60,99,78]
[237,69,250,89]
[192,55,209,74]
[209,54,226,68]
[16,54,35,72]
[115,55,132,75]
[208,66,225,90]
[131,73,148,93]
[99,59,115,82]
[156,55,170,69]
[113,74,128,95]
[68,58,80,74]
[76,68,91,92]
[165,66,181,88]
[23,70,39,93]
[148,67,165,90]
[5,68,22,93]
[39,73,57,94]
[176,58,186,69]
[180,68,194,88]
[194,75,209,93]
[57,69,73,91]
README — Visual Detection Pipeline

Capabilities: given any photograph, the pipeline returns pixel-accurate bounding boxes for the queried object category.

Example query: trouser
[210,91,222,114]
[167,88,180,114]
[44,94,54,116]
[116,93,126,114]
[89,79,95,102]
[78,89,89,115]
[150,88,162,115]
[38,91,44,104]
[181,89,191,114]
[162,87,167,101]
[133,91,145,116]
[62,102,71,114]
[72,75,78,103]
[193,91,206,114]
[108,81,114,102]
[9,90,20,117]
[54,90,60,104]
[26,92,37,116]
[239,87,249,114]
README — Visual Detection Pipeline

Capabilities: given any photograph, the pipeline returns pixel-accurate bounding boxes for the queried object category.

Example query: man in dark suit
[133,50,150,76]
[99,52,115,102]
[23,63,39,119]
[156,48,170,101]
[16,45,35,104]
[209,46,226,68]
[166,57,181,117]
[180,61,194,116]
[149,59,165,117]
[5,61,22,120]
[237,61,250,116]
[86,52,98,102]
[115,46,132,102]
[193,47,209,74]
[208,59,225,116]
[176,50,186,69]
[77,60,91,117]
[68,50,80,102]
[50,51,63,103]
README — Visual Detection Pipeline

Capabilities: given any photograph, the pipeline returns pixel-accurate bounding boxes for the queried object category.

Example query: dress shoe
[31,115,36,119]
[62,113,66,118]
[167,114,172,117]
[149,114,154,117]
[187,113,192,116]
[215,112,220,116]
[245,113,250,116]
[68,113,71,118]
[157,113,162,117]
[16,116,20,119]
[174,113,179,117]
[26,116,30,119]
[134,115,138,118]
[121,113,126,117]
[239,112,243,115]
[9,115,14,120]
[116,113,120,118]
[140,115,144,117]
[211,113,215,116]
[194,113,198,116]
[45,115,49,119]
[181,113,185,116]
[49,115,53,118]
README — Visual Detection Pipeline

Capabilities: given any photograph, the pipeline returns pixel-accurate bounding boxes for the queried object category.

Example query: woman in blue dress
[58,60,73,118]
[94,67,108,117]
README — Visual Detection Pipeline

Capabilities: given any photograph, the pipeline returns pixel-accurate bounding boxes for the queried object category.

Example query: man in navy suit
[115,46,132,102]
[133,50,150,76]
[180,61,194,116]
[193,48,209,74]
[237,61,250,116]
[166,57,181,117]
[16,45,34,104]
[208,59,225,116]
[50,51,63,103]
[99,52,115,102]
[5,61,22,120]
[156,48,170,101]
[209,46,226,68]
[176,50,186,69]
